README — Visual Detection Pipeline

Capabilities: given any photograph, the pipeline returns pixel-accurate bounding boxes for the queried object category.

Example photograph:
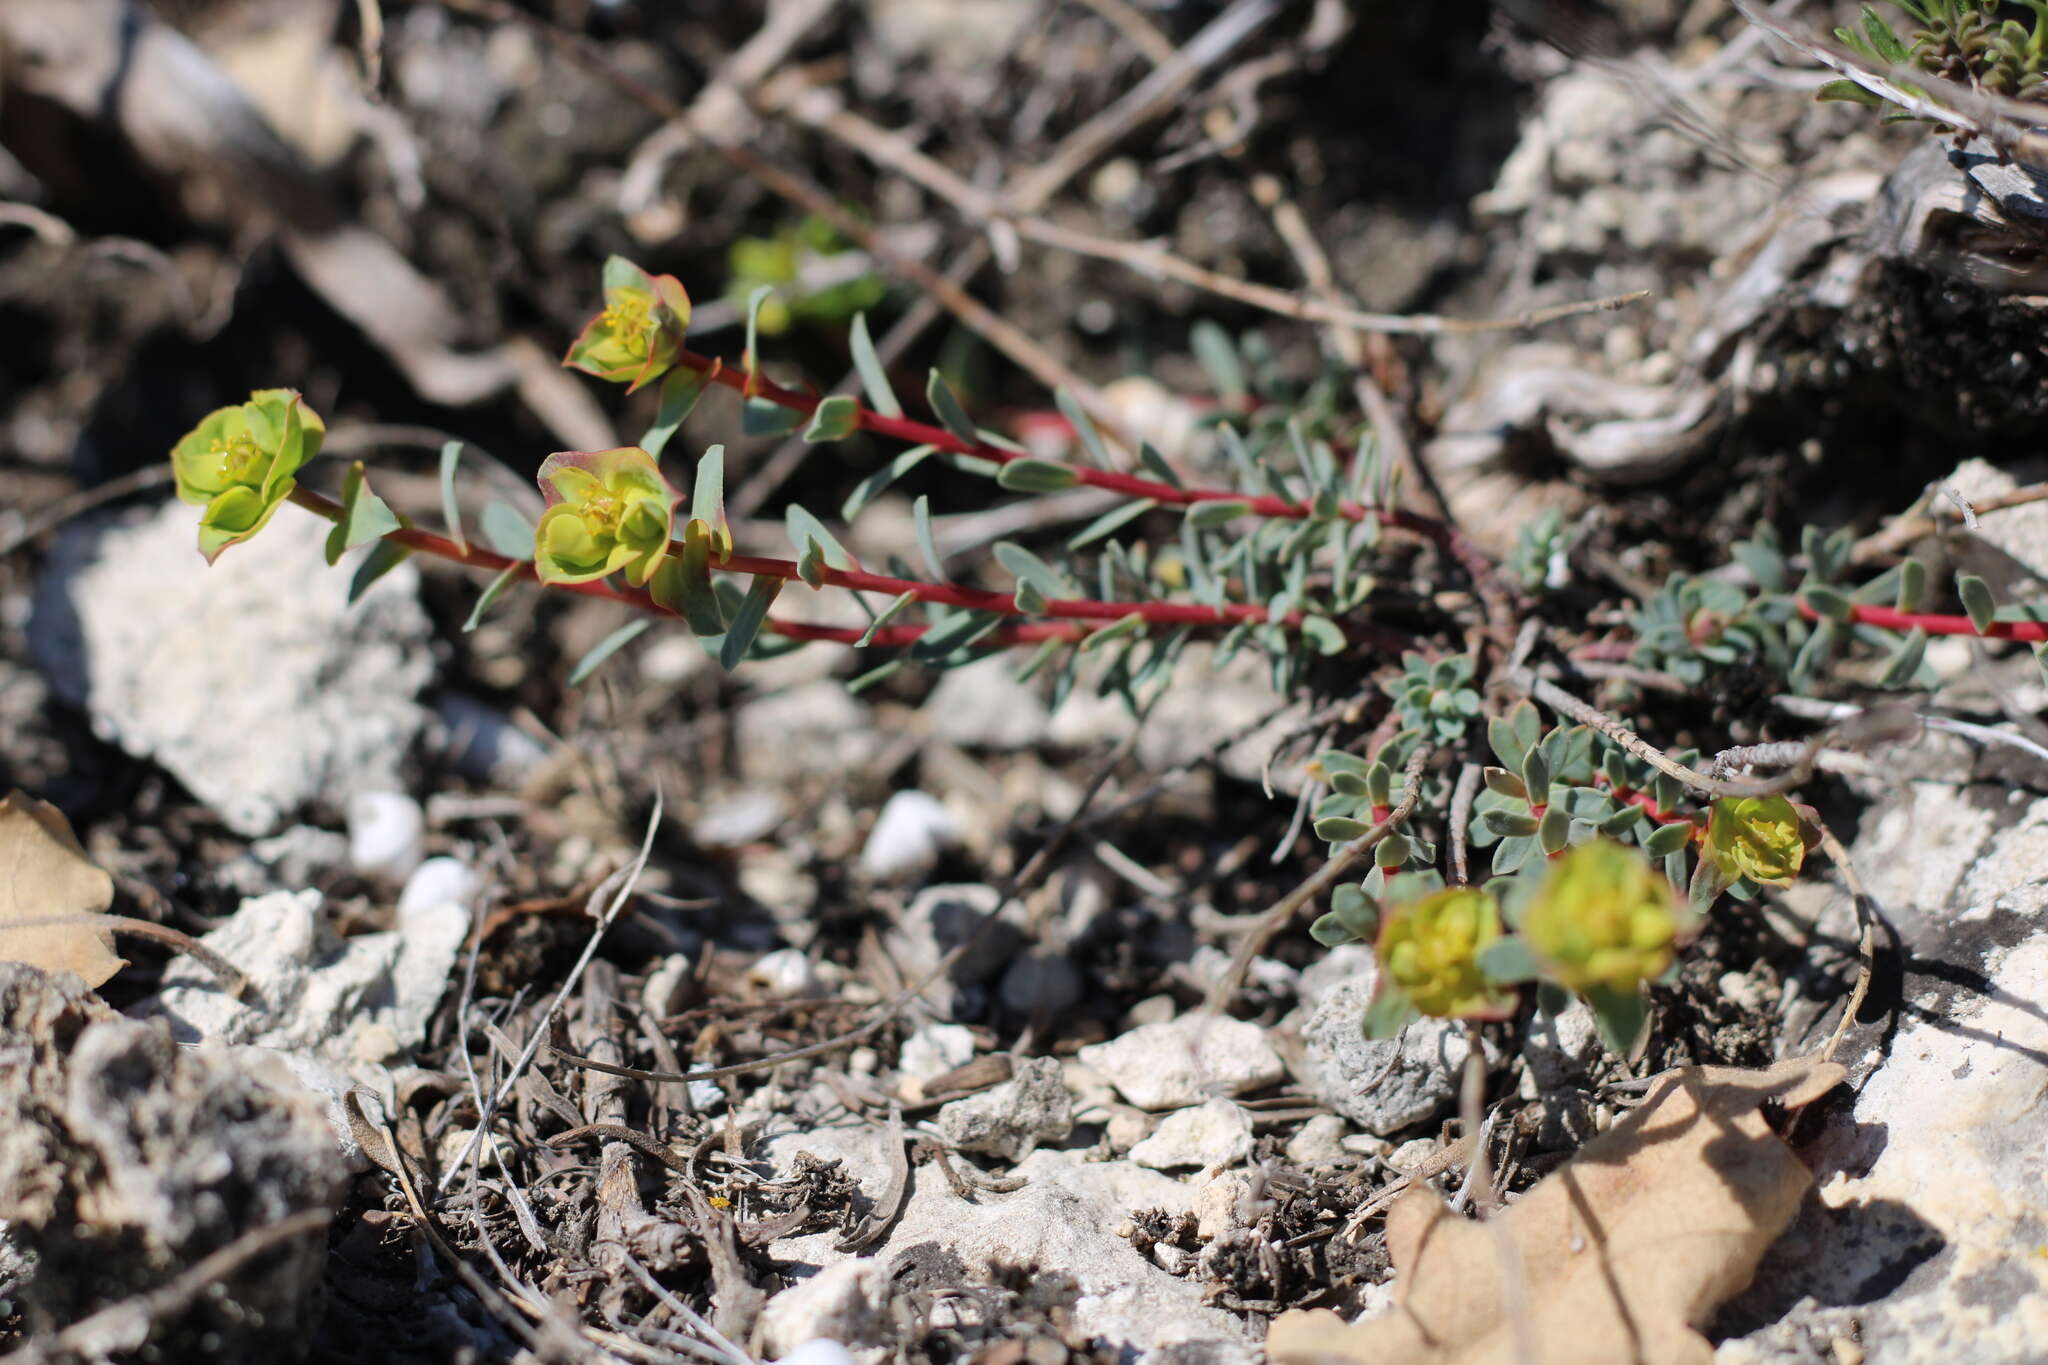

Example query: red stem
[679,346,1517,646]
[1594,775,1699,829]
[1798,599,2048,642]
[680,348,1469,540]
[287,486,1415,652]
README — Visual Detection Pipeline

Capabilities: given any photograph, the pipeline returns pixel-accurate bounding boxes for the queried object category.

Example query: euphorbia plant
[165,249,1991,1065]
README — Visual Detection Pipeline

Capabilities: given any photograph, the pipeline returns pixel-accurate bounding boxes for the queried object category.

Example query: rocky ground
[3,3,2048,1364]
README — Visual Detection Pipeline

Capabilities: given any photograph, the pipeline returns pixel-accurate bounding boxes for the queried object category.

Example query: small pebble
[859,790,960,882]
[1128,1098,1252,1171]
[347,790,425,881]
[397,856,481,920]
[747,947,821,1000]
[773,1342,858,1365]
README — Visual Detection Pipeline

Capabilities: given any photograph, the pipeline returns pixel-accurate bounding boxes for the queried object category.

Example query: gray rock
[771,1342,860,1365]
[882,885,1028,1018]
[245,824,349,889]
[1127,1098,1251,1171]
[1048,644,1309,794]
[28,500,432,836]
[736,681,879,783]
[692,788,787,848]
[756,1259,888,1357]
[1297,944,1379,1012]
[0,965,343,1350]
[997,949,1084,1019]
[936,1056,1073,1160]
[1077,1014,1286,1112]
[1718,781,2048,1364]
[1301,972,1483,1135]
[925,653,1050,749]
[434,692,546,786]
[144,888,466,1073]
[859,790,960,883]
[1283,1114,1354,1169]
[1523,998,1603,1091]
[763,1124,1254,1364]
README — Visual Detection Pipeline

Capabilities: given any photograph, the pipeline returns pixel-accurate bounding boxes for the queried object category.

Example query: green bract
[1521,839,1685,995]
[1375,885,1512,1019]
[1706,795,1808,889]
[534,447,680,587]
[563,256,692,392]
[170,389,326,563]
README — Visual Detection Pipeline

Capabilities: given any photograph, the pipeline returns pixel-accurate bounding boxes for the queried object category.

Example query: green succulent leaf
[568,619,652,686]
[848,313,903,418]
[439,439,467,552]
[803,394,862,443]
[997,460,1084,493]
[1959,573,1998,634]
[323,461,402,566]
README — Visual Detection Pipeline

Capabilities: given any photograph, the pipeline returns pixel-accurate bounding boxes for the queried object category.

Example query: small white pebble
[858,790,959,882]
[397,856,480,921]
[774,1342,857,1365]
[347,791,425,881]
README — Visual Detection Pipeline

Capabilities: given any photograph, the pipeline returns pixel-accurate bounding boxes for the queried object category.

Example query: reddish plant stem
[1593,775,1699,829]
[671,347,1513,640]
[286,486,1414,651]
[1798,598,2048,642]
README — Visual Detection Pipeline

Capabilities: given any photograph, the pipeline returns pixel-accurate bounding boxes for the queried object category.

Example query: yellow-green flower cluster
[1376,886,1510,1019]
[170,389,325,562]
[1706,795,1807,888]
[1521,839,1685,995]
[534,447,679,587]
[563,256,691,392]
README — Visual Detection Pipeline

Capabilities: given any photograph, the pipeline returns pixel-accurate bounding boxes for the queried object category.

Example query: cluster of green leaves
[1821,1,2048,118]
[1308,698,1816,1050]
[725,214,887,335]
[1384,652,1482,745]
[1628,523,1939,690]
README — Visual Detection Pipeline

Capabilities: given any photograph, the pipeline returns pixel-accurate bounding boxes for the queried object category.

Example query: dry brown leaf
[1270,1055,1846,1365]
[0,789,125,988]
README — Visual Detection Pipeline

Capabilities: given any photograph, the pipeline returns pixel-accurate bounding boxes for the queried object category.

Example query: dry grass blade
[438,791,662,1191]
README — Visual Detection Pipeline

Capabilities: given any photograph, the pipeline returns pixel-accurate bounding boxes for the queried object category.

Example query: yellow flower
[1375,886,1512,1019]
[169,389,325,562]
[1706,795,1808,888]
[563,256,691,392]
[533,447,679,587]
[1521,839,1686,995]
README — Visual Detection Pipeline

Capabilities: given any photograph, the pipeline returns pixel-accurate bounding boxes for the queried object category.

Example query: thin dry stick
[732,0,1286,513]
[1813,816,1879,1065]
[0,913,249,998]
[0,465,173,557]
[437,0,1126,439]
[1850,479,2048,565]
[1512,667,1807,800]
[559,699,1164,1088]
[1448,761,1482,885]
[437,794,661,1191]
[1204,741,1433,1013]
[766,85,1648,340]
[1077,0,1177,63]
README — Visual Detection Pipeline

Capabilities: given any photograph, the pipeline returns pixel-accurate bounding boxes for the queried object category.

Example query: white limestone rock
[28,500,432,836]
